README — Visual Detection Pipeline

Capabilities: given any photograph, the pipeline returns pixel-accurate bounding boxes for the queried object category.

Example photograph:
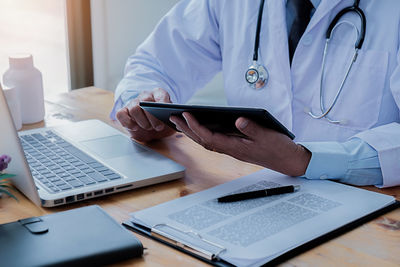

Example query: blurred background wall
[0,0,69,95]
[90,0,226,105]
[0,0,226,104]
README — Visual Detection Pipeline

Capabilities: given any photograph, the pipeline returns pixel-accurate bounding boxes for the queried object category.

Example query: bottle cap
[9,54,34,69]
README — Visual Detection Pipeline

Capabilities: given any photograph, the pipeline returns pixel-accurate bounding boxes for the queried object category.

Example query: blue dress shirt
[300,139,382,186]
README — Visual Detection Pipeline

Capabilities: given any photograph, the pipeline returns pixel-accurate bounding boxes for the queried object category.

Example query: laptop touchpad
[80,135,148,159]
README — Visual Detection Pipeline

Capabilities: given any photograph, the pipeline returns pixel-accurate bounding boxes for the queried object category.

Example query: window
[0,0,69,96]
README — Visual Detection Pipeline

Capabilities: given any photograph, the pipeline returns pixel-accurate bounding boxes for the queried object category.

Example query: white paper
[131,169,395,267]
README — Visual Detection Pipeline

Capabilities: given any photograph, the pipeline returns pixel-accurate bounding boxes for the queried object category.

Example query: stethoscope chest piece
[245,61,269,90]
[246,0,268,90]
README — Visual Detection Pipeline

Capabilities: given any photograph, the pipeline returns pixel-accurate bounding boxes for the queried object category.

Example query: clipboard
[123,201,399,266]
[123,220,235,267]
[121,168,399,266]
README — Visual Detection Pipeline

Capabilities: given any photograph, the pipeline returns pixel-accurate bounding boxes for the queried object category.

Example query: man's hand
[116,88,176,142]
[170,112,311,177]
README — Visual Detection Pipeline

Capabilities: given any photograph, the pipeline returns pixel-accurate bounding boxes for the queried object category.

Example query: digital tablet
[139,102,295,140]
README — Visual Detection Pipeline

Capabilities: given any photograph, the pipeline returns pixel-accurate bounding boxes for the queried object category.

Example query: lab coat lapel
[264,0,293,129]
[304,0,343,35]
[266,0,291,92]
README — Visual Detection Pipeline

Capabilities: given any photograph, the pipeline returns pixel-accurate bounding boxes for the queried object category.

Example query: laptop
[0,89,185,207]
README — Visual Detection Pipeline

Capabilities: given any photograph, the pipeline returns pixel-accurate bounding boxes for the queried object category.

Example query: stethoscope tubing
[307,0,366,123]
[252,0,266,62]
[246,0,366,124]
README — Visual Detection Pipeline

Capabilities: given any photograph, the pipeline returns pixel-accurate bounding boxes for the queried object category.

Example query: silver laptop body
[0,89,185,207]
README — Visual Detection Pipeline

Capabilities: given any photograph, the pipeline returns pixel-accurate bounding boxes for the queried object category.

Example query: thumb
[235,117,262,139]
[153,88,171,103]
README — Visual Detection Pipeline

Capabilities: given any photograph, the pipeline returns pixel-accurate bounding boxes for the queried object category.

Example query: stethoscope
[245,0,268,90]
[245,0,366,124]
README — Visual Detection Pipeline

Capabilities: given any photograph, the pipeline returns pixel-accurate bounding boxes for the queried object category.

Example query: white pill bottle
[3,54,45,124]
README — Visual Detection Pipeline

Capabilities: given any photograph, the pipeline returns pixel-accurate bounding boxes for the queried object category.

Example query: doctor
[112,0,400,188]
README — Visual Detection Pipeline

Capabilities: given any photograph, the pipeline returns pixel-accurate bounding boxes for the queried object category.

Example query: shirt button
[320,174,328,179]
[302,34,313,46]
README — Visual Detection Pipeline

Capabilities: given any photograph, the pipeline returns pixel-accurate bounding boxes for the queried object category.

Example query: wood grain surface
[0,87,399,266]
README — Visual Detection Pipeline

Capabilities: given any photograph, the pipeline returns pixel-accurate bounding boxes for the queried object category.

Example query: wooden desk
[1,87,399,266]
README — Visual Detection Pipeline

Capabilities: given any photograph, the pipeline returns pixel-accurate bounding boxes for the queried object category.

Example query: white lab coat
[115,0,400,187]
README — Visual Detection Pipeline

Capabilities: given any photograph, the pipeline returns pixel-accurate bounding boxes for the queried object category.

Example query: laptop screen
[0,86,41,206]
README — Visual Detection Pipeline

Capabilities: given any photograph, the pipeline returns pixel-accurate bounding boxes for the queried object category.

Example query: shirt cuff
[355,123,400,188]
[299,142,349,180]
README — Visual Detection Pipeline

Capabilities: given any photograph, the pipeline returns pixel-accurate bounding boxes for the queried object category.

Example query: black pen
[217,185,300,203]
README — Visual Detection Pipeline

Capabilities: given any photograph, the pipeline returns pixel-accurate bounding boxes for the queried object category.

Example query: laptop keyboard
[20,130,122,194]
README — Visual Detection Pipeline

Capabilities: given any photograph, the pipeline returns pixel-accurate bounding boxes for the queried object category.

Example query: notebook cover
[0,205,143,267]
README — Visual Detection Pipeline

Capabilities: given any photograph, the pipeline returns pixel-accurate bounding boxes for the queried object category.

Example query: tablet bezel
[139,102,295,140]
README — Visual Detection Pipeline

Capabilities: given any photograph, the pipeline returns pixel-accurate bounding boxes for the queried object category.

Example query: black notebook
[0,205,143,267]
